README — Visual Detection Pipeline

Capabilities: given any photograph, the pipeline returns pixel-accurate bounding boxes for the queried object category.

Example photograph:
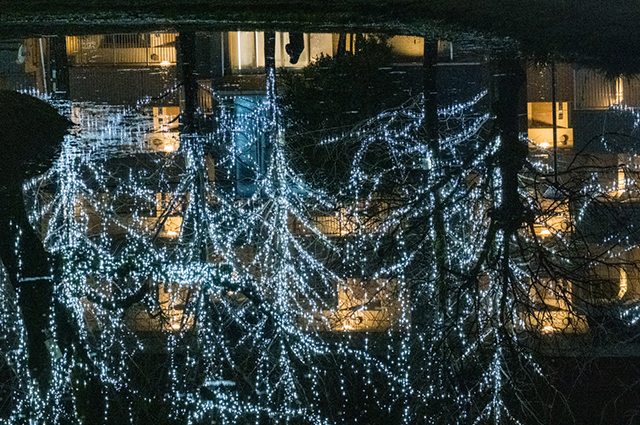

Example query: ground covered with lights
[2,13,640,425]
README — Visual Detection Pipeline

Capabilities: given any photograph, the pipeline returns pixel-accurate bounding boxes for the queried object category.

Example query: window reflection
[11,30,640,341]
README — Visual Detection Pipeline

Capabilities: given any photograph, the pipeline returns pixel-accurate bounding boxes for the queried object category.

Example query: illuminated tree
[10,37,640,425]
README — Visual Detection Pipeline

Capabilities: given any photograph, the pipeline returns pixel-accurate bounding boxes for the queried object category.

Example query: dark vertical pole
[337,33,347,57]
[355,33,364,52]
[178,31,208,261]
[493,57,527,327]
[489,58,527,372]
[264,31,276,72]
[494,59,527,230]
[178,31,198,134]
[551,62,558,183]
[424,40,439,145]
[423,39,447,312]
[263,31,277,179]
[50,35,69,98]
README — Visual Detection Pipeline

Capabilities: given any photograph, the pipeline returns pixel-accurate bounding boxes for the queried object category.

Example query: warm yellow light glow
[329,278,402,332]
[162,216,182,238]
[66,33,177,66]
[387,36,425,58]
[301,278,403,332]
[152,193,183,238]
[237,32,242,71]
[158,283,194,332]
[619,268,628,299]
[145,135,179,153]
[617,165,626,194]
[148,107,180,153]
[533,201,571,239]
[527,102,573,150]
[153,107,180,132]
[525,278,588,334]
[616,77,624,104]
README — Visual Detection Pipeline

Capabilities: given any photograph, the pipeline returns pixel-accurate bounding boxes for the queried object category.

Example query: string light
[6,58,640,425]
